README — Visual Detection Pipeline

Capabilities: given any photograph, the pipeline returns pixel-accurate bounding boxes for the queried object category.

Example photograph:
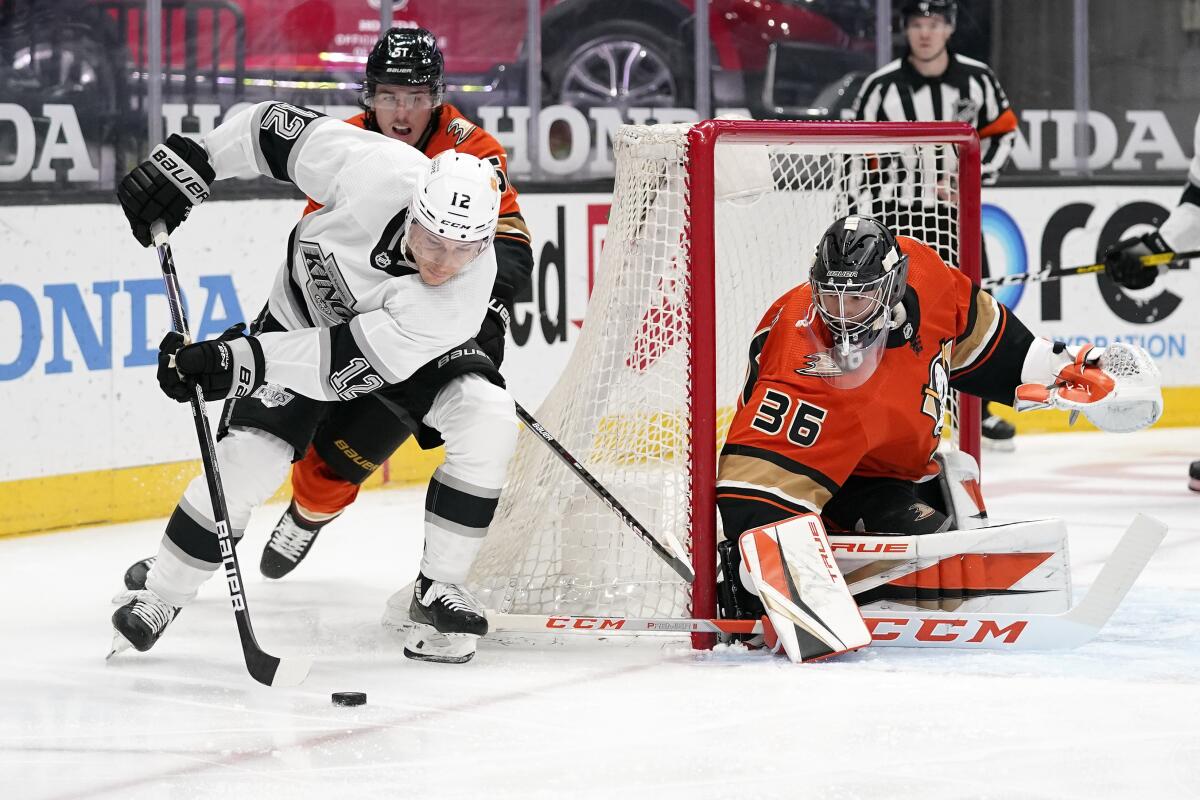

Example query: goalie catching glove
[1015,342,1162,433]
[157,323,265,403]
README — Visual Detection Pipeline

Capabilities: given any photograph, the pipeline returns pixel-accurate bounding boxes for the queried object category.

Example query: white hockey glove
[1014,342,1162,433]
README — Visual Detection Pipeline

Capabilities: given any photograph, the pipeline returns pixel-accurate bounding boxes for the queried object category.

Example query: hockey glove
[157,323,265,403]
[1014,342,1162,433]
[475,297,512,367]
[117,134,215,247]
[1103,231,1171,290]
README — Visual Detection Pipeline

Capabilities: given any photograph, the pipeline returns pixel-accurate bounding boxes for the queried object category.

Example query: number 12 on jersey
[750,389,827,447]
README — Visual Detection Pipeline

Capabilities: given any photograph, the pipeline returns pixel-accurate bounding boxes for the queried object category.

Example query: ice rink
[3,427,1199,800]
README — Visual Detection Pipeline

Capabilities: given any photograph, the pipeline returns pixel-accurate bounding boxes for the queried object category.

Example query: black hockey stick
[981,248,1197,289]
[513,401,695,583]
[151,221,311,687]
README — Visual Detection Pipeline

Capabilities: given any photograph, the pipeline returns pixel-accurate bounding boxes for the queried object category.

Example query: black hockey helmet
[361,27,445,107]
[810,215,908,346]
[900,0,957,27]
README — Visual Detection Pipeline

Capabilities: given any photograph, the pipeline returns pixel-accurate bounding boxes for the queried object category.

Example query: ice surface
[2,428,1199,799]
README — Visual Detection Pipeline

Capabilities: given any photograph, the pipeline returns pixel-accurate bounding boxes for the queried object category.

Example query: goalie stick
[476,514,1165,652]
[980,249,1197,289]
[150,222,311,687]
[513,401,695,583]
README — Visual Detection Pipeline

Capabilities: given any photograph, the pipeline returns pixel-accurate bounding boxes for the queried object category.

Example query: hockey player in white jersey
[1105,111,1200,491]
[109,102,519,663]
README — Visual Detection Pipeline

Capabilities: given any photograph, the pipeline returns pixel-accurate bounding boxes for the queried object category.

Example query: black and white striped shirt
[852,51,1018,182]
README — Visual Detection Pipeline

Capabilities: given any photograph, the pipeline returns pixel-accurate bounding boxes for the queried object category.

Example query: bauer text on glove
[117,134,215,247]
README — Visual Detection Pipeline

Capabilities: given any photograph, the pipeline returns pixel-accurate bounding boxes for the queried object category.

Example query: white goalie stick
[147,222,311,687]
[478,514,1166,653]
[513,401,695,583]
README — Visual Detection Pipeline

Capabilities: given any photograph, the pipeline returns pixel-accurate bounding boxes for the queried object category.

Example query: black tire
[544,20,691,112]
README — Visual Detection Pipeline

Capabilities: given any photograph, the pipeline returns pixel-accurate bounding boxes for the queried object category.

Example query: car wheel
[548,21,690,112]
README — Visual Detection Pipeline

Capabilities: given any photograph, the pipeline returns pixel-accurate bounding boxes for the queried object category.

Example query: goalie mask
[404,151,501,282]
[799,215,909,388]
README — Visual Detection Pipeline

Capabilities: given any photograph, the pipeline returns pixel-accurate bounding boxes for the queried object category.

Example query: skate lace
[270,515,316,562]
[131,594,175,633]
[428,582,483,615]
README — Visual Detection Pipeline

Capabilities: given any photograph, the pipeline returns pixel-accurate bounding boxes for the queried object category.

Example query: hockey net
[469,120,982,638]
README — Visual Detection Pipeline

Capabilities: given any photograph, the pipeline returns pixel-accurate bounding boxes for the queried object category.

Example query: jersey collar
[901,48,957,84]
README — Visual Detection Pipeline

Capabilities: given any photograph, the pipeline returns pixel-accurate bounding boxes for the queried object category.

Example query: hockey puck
[331,691,367,707]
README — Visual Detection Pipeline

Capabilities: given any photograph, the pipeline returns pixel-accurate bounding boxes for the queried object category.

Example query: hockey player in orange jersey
[715,215,1163,623]
[121,28,533,591]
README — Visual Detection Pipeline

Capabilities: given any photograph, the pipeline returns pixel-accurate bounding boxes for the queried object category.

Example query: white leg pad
[740,514,871,663]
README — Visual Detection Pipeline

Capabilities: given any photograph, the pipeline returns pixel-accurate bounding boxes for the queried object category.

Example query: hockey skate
[401,574,488,664]
[1189,461,1200,493]
[108,589,181,658]
[259,501,335,579]
[122,556,156,591]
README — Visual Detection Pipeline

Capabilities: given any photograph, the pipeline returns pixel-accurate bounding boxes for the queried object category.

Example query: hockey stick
[151,222,311,687]
[513,401,695,583]
[479,514,1165,652]
[981,249,1197,289]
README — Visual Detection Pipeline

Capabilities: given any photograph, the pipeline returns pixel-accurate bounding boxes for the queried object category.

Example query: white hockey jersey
[200,101,496,402]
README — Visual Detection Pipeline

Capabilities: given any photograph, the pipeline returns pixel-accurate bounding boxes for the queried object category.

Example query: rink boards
[1,185,1197,535]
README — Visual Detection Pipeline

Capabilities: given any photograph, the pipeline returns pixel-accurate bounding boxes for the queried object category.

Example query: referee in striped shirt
[851,0,1019,450]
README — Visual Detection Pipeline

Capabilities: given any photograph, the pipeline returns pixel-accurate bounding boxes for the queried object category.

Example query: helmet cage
[812,270,898,352]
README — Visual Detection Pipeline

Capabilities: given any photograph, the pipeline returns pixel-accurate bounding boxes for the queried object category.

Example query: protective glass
[406,217,487,274]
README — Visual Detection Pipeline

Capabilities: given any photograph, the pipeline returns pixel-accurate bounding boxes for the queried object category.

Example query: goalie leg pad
[932,449,988,530]
[739,514,872,663]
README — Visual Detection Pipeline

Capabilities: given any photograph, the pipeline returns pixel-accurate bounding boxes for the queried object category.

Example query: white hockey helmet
[408,150,501,244]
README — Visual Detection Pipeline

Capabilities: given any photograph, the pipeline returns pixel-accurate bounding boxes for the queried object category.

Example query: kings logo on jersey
[920,339,953,437]
[299,240,357,323]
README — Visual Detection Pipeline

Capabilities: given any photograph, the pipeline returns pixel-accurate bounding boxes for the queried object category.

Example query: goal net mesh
[469,122,977,622]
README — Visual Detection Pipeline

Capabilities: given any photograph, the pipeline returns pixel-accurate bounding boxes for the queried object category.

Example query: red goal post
[469,119,983,650]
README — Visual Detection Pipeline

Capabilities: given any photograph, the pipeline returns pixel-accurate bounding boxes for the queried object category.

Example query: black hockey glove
[157,323,265,403]
[117,133,215,247]
[1103,231,1170,290]
[475,297,512,367]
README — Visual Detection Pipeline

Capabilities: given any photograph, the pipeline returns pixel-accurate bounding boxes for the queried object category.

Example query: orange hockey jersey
[716,236,1027,529]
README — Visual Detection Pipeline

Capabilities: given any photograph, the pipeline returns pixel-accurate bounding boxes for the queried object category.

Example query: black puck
[331,691,367,707]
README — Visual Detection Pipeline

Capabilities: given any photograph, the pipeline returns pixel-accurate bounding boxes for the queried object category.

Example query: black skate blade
[403,646,476,665]
[403,625,478,664]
